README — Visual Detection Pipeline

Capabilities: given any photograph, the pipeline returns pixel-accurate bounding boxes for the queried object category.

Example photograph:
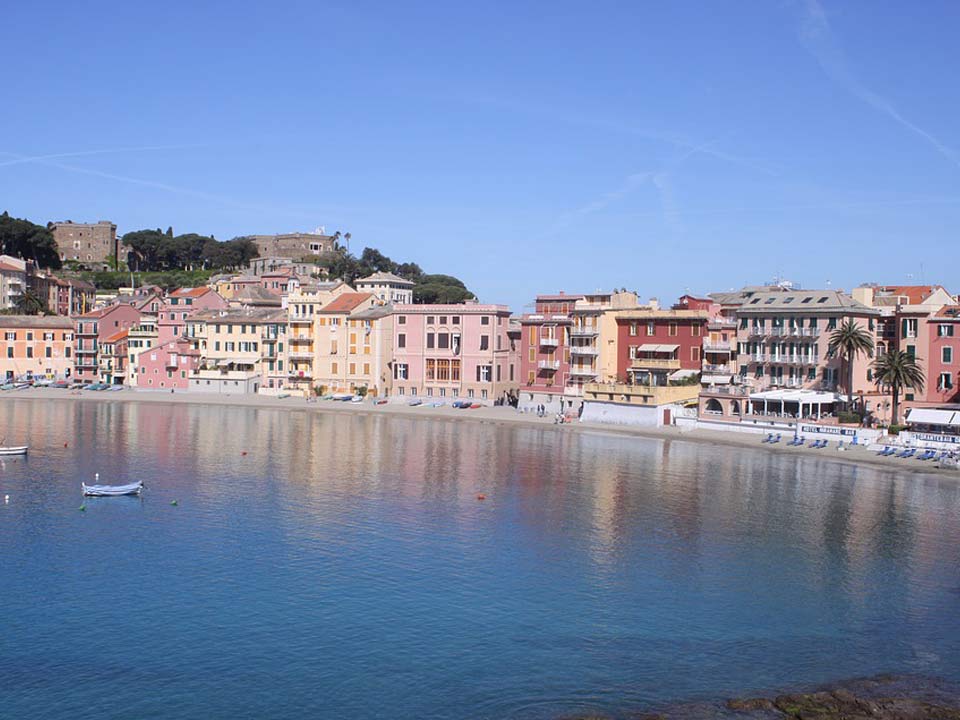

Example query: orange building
[0,316,75,382]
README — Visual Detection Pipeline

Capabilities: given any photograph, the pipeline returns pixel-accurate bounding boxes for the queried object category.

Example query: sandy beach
[4,386,957,477]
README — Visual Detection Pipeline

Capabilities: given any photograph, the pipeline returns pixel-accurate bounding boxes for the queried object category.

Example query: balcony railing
[703,363,732,373]
[703,341,732,352]
[539,337,559,347]
[287,350,314,359]
[570,346,598,355]
[569,366,597,376]
[630,357,681,370]
[289,335,312,343]
[570,327,598,337]
[538,360,560,371]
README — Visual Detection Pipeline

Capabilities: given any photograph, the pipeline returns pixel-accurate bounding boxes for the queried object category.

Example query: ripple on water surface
[0,399,959,719]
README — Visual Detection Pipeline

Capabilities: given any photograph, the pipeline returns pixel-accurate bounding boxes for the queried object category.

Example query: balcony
[570,327,598,337]
[289,335,313,343]
[630,357,681,370]
[703,363,732,373]
[703,341,732,352]
[75,360,98,369]
[287,350,314,359]
[289,316,313,325]
[539,337,559,347]
[584,381,700,406]
[569,366,597,377]
[538,360,560,371]
[708,318,738,330]
[570,345,598,356]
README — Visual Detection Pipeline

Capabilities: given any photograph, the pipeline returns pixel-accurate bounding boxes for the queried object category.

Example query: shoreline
[3,387,957,477]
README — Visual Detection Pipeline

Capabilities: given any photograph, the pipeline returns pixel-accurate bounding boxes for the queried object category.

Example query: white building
[355,272,415,305]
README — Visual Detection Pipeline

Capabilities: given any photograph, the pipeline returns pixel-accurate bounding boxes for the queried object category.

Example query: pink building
[73,303,142,383]
[157,287,228,344]
[924,305,960,405]
[136,338,201,391]
[518,293,581,412]
[391,303,516,403]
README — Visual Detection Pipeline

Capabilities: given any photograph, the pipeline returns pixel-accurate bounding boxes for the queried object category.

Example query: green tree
[0,212,61,269]
[873,350,925,425]
[121,228,166,271]
[828,319,874,408]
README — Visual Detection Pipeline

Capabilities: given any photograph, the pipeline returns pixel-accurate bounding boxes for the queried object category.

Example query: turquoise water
[1,398,959,719]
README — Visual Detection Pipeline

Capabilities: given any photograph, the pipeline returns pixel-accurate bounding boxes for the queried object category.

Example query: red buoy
[477,494,486,501]
[241,451,248,456]
[64,442,68,448]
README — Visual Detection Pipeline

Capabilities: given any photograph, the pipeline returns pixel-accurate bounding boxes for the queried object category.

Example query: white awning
[670,369,699,380]
[906,408,959,426]
[637,343,679,353]
[702,374,732,385]
[750,389,839,403]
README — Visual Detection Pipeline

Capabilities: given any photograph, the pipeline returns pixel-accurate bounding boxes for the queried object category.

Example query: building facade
[49,220,118,268]
[73,303,142,384]
[250,232,336,260]
[518,293,580,411]
[392,303,516,403]
[355,272,415,305]
[0,316,74,381]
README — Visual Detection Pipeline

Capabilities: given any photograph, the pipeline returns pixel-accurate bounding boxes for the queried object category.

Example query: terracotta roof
[0,261,24,273]
[536,293,584,302]
[103,329,129,343]
[170,287,211,298]
[877,285,946,305]
[321,292,373,313]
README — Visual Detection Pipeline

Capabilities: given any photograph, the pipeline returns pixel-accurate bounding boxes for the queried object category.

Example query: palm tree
[873,350,925,425]
[828,319,874,409]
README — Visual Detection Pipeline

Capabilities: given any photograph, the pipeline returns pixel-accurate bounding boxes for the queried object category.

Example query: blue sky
[2,1,958,311]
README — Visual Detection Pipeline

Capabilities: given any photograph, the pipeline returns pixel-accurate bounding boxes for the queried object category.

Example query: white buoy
[4,494,8,504]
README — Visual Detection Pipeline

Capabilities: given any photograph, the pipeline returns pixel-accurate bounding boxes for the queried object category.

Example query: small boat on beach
[82,475,144,497]
[0,445,28,456]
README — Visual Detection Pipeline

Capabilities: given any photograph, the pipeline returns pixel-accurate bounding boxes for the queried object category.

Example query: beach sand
[4,387,956,477]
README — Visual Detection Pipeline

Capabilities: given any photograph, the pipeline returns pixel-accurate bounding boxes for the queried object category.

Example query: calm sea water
[1,398,959,719]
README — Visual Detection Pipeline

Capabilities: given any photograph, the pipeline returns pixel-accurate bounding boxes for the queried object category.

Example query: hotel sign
[801,424,857,437]
[905,431,960,445]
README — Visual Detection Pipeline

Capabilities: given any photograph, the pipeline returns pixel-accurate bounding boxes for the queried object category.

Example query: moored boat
[82,477,144,497]
[0,445,28,456]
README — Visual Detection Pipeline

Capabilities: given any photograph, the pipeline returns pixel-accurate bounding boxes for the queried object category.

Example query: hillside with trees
[0,211,61,269]
[122,228,258,272]
[316,247,475,304]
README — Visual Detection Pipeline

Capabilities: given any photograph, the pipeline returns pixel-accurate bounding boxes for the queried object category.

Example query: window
[646,322,655,336]
[938,373,954,390]
[5,348,11,358]
[398,316,406,325]
[528,347,535,362]
[439,316,447,325]
[426,359,436,381]
[480,335,489,351]
[3,332,14,340]
[452,316,460,324]
[477,365,492,382]
[438,333,449,349]
[691,347,700,362]
[692,324,701,336]
[939,324,955,337]
[668,323,678,337]
[481,316,490,325]
[398,333,406,349]
[427,333,435,349]
[527,370,535,384]
[451,360,461,381]
[426,316,434,324]
[332,362,338,374]
[26,347,32,358]
[907,345,916,359]
[349,363,356,375]
[629,323,637,336]
[45,347,51,358]
[944,346,954,364]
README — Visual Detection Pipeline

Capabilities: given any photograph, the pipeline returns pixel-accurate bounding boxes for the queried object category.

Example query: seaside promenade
[5,388,956,476]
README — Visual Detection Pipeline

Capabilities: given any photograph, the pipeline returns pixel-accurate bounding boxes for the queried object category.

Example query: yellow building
[186,308,288,394]
[312,293,394,396]
[286,280,355,394]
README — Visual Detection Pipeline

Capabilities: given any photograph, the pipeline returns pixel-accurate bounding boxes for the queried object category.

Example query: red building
[614,305,710,385]
[518,293,583,411]
[926,305,960,404]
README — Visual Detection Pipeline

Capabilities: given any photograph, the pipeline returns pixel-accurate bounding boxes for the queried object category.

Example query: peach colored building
[392,303,516,403]
[0,316,75,381]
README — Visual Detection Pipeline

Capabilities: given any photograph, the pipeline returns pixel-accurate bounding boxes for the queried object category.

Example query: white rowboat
[0,446,28,456]
[82,479,144,497]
